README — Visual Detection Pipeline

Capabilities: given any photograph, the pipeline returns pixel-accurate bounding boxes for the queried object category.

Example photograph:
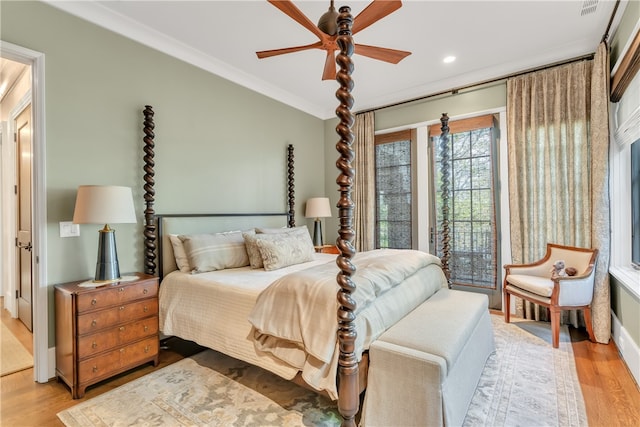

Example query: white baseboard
[611,310,640,387]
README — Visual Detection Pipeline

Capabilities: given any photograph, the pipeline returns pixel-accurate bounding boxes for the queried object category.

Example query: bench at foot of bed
[361,288,495,427]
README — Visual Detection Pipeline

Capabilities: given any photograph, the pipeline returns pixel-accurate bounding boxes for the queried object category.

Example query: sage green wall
[611,275,640,346]
[2,1,325,347]
[610,0,639,67]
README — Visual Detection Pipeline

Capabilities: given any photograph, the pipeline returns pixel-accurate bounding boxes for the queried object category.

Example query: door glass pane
[376,139,411,249]
[431,123,498,289]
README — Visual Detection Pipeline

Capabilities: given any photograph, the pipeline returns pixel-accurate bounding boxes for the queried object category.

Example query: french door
[429,115,501,308]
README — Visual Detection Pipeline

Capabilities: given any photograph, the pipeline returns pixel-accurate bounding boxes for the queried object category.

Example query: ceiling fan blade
[256,41,323,59]
[321,49,337,81]
[354,44,411,64]
[267,0,326,40]
[352,0,402,35]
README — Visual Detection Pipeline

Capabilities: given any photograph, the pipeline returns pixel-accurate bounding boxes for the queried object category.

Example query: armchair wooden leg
[551,309,561,348]
[583,307,595,343]
[504,291,511,323]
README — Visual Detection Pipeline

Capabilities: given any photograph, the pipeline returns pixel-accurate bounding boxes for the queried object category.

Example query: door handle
[17,241,32,251]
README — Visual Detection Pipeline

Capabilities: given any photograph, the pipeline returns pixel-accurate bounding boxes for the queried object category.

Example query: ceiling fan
[256,0,411,81]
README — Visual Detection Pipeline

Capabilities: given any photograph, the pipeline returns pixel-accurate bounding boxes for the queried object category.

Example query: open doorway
[0,41,48,383]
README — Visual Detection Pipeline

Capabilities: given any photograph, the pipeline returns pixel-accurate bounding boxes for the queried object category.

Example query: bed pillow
[243,232,265,269]
[254,227,315,271]
[179,231,250,273]
[255,225,308,234]
[169,234,191,273]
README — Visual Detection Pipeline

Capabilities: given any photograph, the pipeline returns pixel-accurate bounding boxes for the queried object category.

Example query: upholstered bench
[361,288,495,427]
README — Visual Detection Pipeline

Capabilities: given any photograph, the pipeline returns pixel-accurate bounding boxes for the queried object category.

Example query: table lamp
[73,185,137,283]
[305,197,332,247]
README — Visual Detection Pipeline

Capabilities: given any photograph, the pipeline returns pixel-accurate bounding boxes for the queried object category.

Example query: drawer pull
[143,306,148,312]
[119,306,125,311]
[120,348,125,353]
[119,326,125,331]
[92,366,98,373]
[119,287,124,292]
[143,325,148,332]
[91,320,97,327]
[143,288,148,294]
[144,345,150,353]
[92,342,97,349]
[91,299,97,305]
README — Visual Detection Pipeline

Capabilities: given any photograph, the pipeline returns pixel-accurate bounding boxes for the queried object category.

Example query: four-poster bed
[140,7,482,426]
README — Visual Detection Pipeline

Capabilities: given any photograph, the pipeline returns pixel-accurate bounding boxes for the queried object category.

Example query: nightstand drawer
[76,280,158,313]
[77,316,159,358]
[78,336,158,384]
[77,299,158,335]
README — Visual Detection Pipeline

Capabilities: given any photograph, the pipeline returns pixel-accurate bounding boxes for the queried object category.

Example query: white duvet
[159,249,447,400]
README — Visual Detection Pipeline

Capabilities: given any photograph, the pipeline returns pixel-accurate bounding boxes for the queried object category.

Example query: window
[610,68,640,297]
[375,130,412,249]
[430,115,499,289]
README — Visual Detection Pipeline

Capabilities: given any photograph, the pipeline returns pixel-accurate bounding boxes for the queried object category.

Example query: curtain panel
[506,42,611,343]
[353,111,376,252]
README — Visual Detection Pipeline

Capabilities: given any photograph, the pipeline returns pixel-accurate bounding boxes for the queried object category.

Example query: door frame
[0,40,48,383]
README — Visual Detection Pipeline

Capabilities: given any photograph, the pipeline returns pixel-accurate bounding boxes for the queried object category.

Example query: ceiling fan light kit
[317,0,339,35]
[256,0,411,81]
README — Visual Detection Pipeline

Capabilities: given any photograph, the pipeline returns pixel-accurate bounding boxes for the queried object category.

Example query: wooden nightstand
[55,273,159,398]
[315,245,339,254]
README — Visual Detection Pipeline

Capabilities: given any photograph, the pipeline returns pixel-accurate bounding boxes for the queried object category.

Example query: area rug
[463,315,587,426]
[58,315,587,426]
[1,322,33,376]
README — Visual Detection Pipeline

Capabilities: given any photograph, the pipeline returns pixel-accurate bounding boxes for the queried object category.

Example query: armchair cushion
[506,274,553,297]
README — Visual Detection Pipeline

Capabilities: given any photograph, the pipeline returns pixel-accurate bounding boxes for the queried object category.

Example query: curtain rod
[358,52,596,115]
[602,0,620,43]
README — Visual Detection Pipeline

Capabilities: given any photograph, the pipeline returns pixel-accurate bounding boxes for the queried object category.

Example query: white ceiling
[44,0,624,119]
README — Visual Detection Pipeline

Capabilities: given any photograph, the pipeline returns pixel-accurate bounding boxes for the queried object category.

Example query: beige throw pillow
[254,227,315,271]
[169,234,191,273]
[243,232,265,269]
[179,231,250,273]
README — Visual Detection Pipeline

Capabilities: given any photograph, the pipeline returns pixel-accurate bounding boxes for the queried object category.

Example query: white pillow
[179,231,250,273]
[169,234,191,273]
[254,227,315,271]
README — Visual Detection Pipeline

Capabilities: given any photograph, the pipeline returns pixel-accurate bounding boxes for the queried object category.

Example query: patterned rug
[463,315,587,426]
[58,315,586,426]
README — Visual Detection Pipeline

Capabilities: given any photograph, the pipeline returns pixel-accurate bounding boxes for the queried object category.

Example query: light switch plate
[59,221,80,237]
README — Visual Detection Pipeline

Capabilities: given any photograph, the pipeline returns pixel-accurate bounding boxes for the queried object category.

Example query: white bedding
[159,249,447,400]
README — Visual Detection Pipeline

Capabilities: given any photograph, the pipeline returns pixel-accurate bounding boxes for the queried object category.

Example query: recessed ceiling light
[443,56,456,64]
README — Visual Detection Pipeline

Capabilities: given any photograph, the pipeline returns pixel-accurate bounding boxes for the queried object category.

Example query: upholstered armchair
[503,243,598,348]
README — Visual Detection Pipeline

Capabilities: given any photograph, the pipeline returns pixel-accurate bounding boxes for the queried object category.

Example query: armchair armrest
[504,262,553,277]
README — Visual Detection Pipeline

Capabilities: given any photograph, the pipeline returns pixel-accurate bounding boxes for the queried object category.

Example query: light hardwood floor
[1,308,639,426]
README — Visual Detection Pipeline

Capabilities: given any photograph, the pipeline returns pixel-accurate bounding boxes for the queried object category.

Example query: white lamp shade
[73,185,137,225]
[305,197,332,218]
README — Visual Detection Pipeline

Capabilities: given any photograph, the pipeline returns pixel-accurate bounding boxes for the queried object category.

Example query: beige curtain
[506,42,611,343]
[353,111,376,252]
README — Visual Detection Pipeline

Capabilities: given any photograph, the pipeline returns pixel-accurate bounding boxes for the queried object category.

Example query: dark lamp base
[94,228,121,283]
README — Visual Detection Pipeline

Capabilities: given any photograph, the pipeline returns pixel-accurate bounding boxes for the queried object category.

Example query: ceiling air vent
[581,0,598,16]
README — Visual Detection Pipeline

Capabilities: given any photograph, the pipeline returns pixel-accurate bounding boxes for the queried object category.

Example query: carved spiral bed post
[439,113,452,287]
[335,7,358,427]
[143,105,157,276]
[287,144,296,227]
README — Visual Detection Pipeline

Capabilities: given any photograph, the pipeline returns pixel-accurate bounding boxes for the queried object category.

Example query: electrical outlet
[59,221,80,238]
